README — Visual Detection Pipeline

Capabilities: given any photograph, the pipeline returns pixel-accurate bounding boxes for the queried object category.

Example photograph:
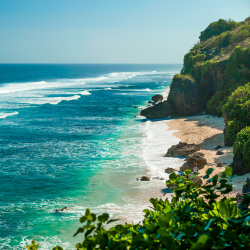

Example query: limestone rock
[231,154,250,176]
[180,152,207,172]
[165,167,177,174]
[242,177,250,195]
[165,142,200,157]
[152,95,163,102]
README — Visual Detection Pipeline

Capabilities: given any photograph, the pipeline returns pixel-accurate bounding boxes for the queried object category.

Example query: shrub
[226,46,250,82]
[225,119,246,142]
[233,126,250,158]
[206,82,232,115]
[199,19,239,42]
[208,31,233,49]
[27,167,250,250]
[223,83,250,114]
[202,60,219,76]
[182,53,206,75]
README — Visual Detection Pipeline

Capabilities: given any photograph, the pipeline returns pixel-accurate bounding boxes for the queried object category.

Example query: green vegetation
[233,127,250,167]
[199,19,239,42]
[27,167,250,250]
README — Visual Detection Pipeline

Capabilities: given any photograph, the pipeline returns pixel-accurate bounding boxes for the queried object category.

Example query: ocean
[0,64,183,249]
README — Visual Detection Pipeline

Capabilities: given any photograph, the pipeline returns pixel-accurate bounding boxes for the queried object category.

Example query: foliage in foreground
[27,167,250,250]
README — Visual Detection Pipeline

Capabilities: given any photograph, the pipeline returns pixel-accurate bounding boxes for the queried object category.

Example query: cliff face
[141,17,250,119]
[140,66,229,119]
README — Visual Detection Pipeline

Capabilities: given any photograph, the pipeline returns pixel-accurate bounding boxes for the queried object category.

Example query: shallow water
[0,64,182,249]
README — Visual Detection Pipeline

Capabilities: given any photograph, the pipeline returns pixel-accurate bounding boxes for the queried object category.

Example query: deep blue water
[0,64,181,249]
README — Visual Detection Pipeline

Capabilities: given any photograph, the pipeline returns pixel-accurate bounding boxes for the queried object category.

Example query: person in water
[56,207,67,212]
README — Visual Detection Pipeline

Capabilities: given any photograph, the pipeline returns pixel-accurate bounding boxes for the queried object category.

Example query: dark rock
[216,150,224,155]
[140,101,175,119]
[56,207,67,212]
[242,177,250,195]
[139,176,150,181]
[236,192,243,203]
[192,176,203,187]
[152,95,163,102]
[214,145,222,149]
[165,167,177,174]
[167,77,204,115]
[231,154,250,176]
[180,152,207,172]
[165,142,200,157]
[206,117,210,118]
[134,106,138,108]
[216,163,224,168]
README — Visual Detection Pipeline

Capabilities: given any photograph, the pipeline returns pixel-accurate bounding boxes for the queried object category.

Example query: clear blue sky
[0,0,249,63]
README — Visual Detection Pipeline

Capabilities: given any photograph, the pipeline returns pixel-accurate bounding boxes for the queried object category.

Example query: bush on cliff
[27,167,250,250]
[199,19,239,42]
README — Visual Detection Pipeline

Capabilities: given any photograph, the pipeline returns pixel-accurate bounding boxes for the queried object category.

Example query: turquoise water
[0,64,182,249]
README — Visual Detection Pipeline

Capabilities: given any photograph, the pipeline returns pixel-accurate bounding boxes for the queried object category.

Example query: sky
[0,0,249,64]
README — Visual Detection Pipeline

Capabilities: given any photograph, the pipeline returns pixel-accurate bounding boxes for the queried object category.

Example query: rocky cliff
[140,17,250,119]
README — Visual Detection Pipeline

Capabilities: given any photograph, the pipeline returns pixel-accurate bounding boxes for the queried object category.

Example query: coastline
[165,114,249,194]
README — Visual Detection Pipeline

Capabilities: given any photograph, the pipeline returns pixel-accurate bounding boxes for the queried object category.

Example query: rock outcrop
[140,101,175,120]
[231,154,250,176]
[165,167,177,174]
[152,95,163,102]
[165,142,200,157]
[180,152,207,172]
[167,77,205,115]
[140,76,205,119]
[136,176,150,181]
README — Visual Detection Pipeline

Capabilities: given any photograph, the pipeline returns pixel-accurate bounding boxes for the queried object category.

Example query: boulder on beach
[216,163,224,168]
[165,142,200,157]
[216,150,224,155]
[180,152,207,172]
[165,167,177,174]
[192,176,203,187]
[151,94,163,103]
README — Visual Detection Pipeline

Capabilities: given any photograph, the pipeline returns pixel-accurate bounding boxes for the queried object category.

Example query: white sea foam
[23,95,81,105]
[80,90,91,95]
[0,111,18,119]
[142,119,184,179]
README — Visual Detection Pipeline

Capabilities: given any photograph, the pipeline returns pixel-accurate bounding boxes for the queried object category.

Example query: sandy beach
[166,115,249,193]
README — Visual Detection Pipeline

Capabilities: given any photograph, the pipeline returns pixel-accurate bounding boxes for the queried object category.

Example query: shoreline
[165,114,249,194]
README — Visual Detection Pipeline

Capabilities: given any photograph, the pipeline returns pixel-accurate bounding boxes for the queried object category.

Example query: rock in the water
[214,145,222,150]
[216,150,224,155]
[243,177,250,195]
[152,95,163,102]
[165,142,200,157]
[180,152,207,172]
[140,101,175,119]
[139,176,150,181]
[165,167,177,174]
[231,154,250,176]
[216,163,224,167]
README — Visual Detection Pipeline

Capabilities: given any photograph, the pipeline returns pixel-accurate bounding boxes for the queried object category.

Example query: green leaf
[98,213,109,223]
[169,172,177,181]
[225,166,233,176]
[206,168,214,176]
[184,169,191,175]
[53,247,64,250]
[85,208,90,217]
